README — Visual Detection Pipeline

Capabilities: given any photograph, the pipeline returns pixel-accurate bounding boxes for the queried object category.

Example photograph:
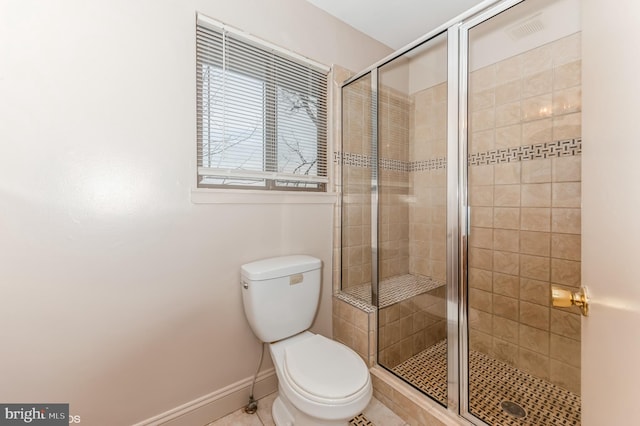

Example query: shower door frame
[458,2,526,424]
[340,0,529,423]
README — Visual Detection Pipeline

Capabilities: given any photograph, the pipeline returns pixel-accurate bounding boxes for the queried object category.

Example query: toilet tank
[241,255,321,343]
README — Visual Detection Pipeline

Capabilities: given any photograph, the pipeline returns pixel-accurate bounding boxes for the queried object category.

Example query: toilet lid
[283,334,369,401]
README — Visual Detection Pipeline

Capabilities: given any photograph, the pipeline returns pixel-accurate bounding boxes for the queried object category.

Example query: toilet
[241,255,372,426]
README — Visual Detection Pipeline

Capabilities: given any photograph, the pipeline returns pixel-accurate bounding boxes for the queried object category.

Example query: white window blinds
[196,14,329,190]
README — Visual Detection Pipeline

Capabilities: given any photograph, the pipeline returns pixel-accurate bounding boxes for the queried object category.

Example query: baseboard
[133,368,278,426]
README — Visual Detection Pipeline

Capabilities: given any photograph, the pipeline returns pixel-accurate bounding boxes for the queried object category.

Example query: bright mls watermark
[0,404,71,425]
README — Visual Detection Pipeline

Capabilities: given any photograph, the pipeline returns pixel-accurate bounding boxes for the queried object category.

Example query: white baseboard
[133,368,278,426]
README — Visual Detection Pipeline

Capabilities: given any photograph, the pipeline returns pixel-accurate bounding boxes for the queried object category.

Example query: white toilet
[241,255,372,426]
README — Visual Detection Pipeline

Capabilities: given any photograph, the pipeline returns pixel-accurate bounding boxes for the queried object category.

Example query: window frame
[195,13,330,192]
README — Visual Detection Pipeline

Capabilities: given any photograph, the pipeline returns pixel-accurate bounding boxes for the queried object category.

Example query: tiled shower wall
[409,82,448,283]
[378,87,410,280]
[339,75,373,291]
[467,32,582,394]
[378,81,449,368]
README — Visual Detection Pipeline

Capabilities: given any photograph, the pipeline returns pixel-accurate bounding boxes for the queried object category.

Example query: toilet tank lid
[241,255,321,281]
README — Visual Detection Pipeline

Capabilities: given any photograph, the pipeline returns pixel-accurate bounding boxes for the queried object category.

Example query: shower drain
[500,400,527,419]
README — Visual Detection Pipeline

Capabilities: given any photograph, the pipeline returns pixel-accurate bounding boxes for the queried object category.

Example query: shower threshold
[341,273,444,309]
[392,340,581,425]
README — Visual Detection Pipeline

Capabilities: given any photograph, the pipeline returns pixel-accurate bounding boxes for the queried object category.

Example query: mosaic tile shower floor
[392,340,581,425]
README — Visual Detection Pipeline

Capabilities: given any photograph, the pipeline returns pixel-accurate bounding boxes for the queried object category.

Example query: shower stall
[339,0,582,424]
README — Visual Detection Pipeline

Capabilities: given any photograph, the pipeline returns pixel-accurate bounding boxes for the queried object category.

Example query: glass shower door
[463,0,582,423]
[376,32,451,407]
[341,73,374,306]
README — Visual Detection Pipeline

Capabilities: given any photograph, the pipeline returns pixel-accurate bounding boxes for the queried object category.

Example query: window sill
[190,189,338,205]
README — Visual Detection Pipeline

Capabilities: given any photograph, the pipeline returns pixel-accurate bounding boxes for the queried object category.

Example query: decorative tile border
[468,138,582,166]
[410,158,447,171]
[336,151,374,168]
[334,151,447,172]
[335,138,581,171]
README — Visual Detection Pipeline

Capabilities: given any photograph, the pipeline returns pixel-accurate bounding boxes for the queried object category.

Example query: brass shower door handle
[551,286,589,316]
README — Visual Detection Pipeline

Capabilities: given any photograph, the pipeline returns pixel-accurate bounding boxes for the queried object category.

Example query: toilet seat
[283,334,369,404]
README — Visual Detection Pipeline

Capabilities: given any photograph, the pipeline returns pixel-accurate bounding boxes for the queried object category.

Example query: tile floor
[207,393,407,426]
[209,340,581,426]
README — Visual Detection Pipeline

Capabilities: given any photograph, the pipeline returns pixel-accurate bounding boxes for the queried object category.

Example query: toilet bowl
[269,331,372,425]
[240,255,373,425]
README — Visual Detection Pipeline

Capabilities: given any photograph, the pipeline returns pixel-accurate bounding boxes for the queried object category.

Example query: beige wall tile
[470,227,493,249]
[469,289,493,313]
[551,309,581,341]
[519,347,550,380]
[496,80,521,105]
[550,333,581,368]
[471,64,496,93]
[520,324,550,355]
[552,155,581,182]
[493,338,519,366]
[469,164,494,186]
[470,129,495,154]
[470,330,492,354]
[551,234,581,260]
[521,208,551,232]
[471,108,495,132]
[469,267,493,291]
[495,101,521,127]
[551,258,581,287]
[496,55,522,82]
[471,88,495,111]
[553,86,582,115]
[522,183,551,207]
[493,316,519,343]
[522,118,553,145]
[469,308,493,333]
[520,254,550,281]
[494,250,520,275]
[494,162,521,184]
[553,112,582,140]
[520,278,550,306]
[495,124,522,149]
[493,273,519,298]
[521,159,552,183]
[550,360,580,395]
[520,301,550,330]
[471,207,494,228]
[552,182,581,208]
[552,208,581,234]
[494,229,520,252]
[520,231,550,256]
[493,295,519,321]
[494,207,520,230]
[523,44,552,76]
[553,60,581,90]
[522,94,553,122]
[495,184,521,207]
[469,247,493,270]
[470,185,494,206]
[552,32,581,67]
[523,69,553,98]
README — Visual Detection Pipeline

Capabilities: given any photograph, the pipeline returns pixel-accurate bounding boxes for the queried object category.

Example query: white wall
[581,0,640,424]
[0,0,391,424]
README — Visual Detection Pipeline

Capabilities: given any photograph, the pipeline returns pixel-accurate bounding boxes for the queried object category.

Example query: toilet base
[271,392,352,426]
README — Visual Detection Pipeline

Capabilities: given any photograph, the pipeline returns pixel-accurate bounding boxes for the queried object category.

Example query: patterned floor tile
[392,340,581,425]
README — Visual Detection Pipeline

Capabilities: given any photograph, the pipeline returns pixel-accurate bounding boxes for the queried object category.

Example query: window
[196,14,329,191]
